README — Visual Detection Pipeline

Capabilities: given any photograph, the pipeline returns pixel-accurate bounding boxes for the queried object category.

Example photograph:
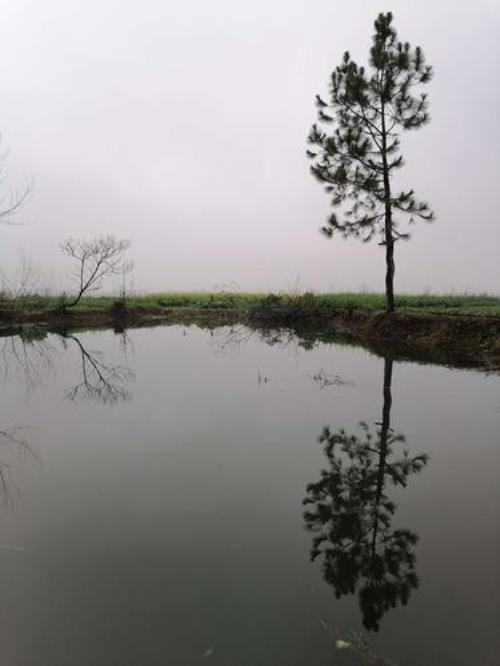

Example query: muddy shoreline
[1,305,499,372]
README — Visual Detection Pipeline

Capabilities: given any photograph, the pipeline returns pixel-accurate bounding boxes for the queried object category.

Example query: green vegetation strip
[8,292,500,317]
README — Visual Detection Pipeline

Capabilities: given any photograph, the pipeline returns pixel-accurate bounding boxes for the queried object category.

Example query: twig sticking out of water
[257,369,269,385]
[320,618,397,666]
[313,369,354,389]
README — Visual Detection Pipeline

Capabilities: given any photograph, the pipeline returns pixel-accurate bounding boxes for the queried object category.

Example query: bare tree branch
[59,235,133,309]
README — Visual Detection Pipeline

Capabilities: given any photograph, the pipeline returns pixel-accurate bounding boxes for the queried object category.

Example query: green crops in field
[10,291,500,317]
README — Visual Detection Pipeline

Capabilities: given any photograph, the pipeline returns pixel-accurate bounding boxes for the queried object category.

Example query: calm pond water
[0,324,499,666]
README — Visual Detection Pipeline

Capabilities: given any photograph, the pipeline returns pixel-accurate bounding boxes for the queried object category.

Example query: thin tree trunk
[381,98,395,314]
[56,290,83,312]
[384,236,395,314]
[371,356,393,555]
[66,291,83,308]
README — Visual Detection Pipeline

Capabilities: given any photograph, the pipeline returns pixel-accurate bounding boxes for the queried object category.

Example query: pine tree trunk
[371,356,393,554]
[381,99,395,314]
[385,237,395,314]
[382,179,395,314]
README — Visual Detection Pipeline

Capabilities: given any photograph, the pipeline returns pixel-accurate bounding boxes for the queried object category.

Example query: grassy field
[8,291,500,317]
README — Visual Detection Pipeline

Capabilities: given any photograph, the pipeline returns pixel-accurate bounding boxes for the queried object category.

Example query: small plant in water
[321,618,397,665]
[313,369,354,389]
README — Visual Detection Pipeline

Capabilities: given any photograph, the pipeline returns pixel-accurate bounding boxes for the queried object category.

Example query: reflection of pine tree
[303,359,428,630]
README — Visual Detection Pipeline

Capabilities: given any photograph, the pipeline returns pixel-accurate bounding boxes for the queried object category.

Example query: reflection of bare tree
[61,332,133,405]
[0,331,55,394]
[0,427,40,508]
[213,324,254,353]
[213,325,302,361]
[303,358,429,631]
[0,328,133,405]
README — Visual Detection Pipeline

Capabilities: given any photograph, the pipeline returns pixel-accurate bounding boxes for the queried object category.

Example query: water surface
[0,325,499,665]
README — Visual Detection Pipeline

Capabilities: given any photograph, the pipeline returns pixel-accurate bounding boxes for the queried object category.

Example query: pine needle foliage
[307,12,434,312]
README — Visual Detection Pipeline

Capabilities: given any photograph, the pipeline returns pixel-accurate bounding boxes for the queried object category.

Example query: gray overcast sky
[0,0,499,294]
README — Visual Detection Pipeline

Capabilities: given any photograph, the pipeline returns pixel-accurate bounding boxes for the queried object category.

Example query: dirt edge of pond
[1,305,499,371]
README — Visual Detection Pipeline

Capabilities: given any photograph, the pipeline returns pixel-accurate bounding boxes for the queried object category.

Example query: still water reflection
[0,426,39,508]
[1,329,133,404]
[304,358,428,632]
[0,324,498,666]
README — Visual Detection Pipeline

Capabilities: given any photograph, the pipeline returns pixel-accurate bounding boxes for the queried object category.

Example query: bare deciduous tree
[59,235,133,309]
[0,133,32,226]
[0,186,31,224]
[0,181,31,226]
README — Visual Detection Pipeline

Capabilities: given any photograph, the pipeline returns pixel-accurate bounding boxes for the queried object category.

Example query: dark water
[0,325,499,666]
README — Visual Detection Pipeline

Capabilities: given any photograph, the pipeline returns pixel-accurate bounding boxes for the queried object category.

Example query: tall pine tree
[307,12,434,312]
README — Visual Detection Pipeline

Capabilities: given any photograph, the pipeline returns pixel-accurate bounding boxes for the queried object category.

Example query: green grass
[312,292,500,316]
[7,291,500,317]
[8,291,264,312]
